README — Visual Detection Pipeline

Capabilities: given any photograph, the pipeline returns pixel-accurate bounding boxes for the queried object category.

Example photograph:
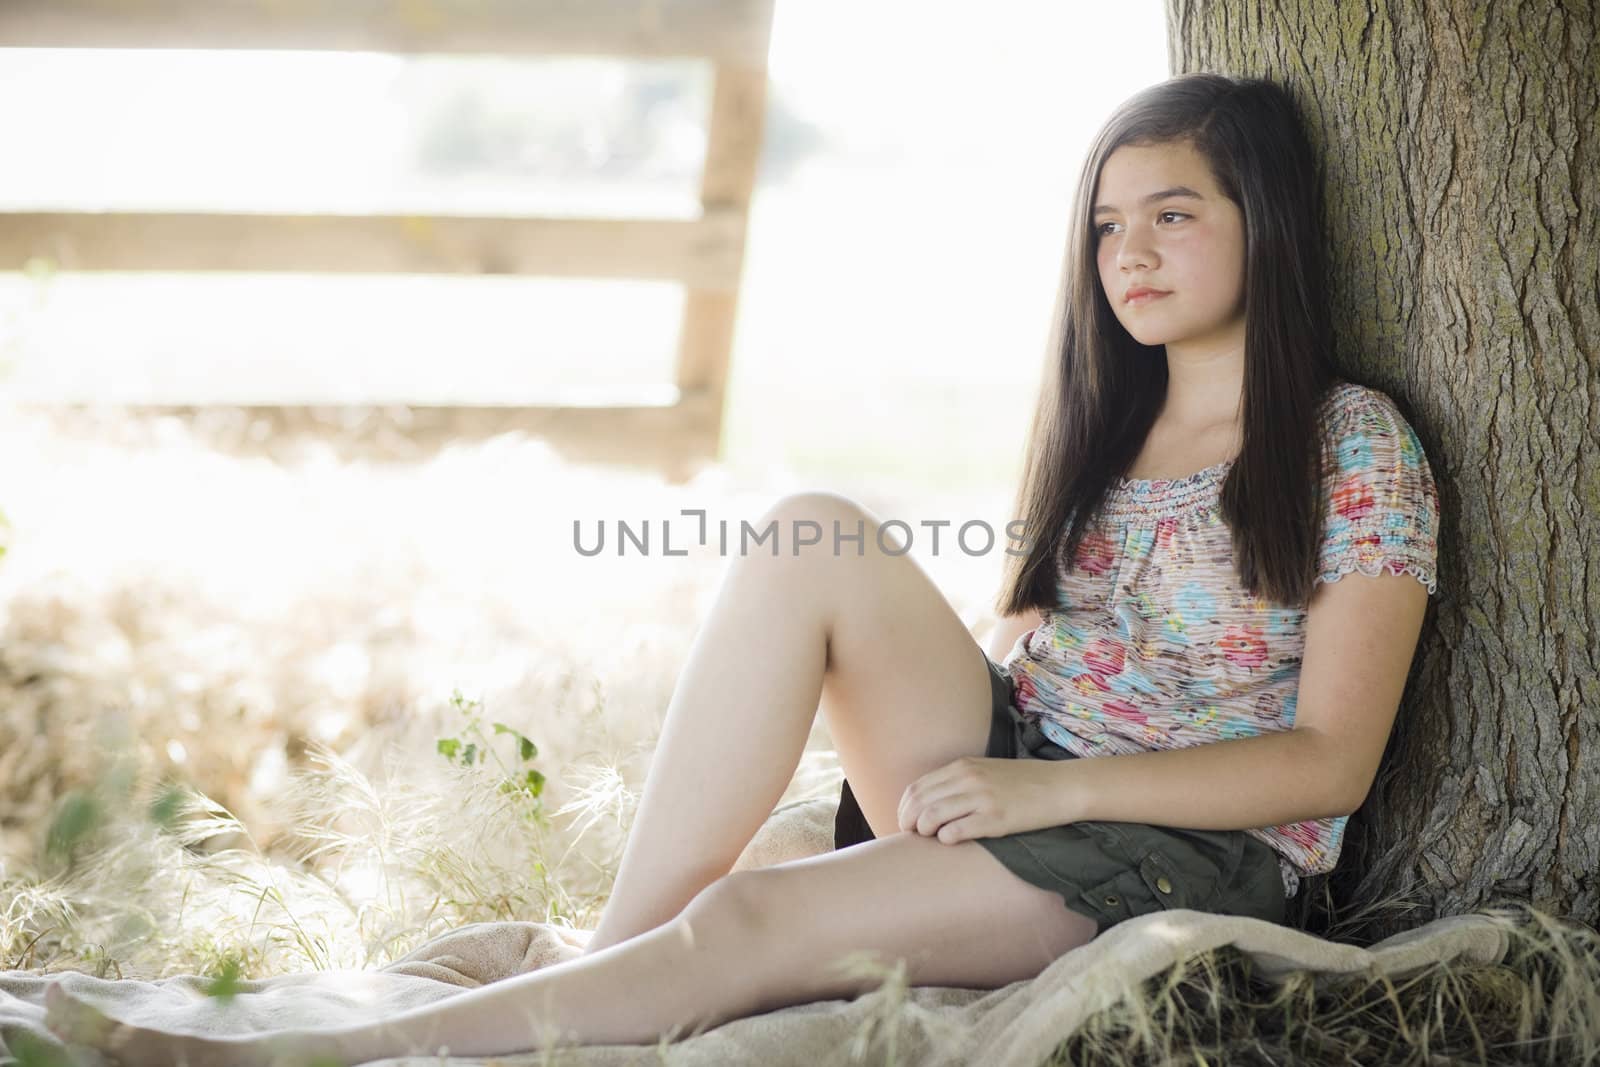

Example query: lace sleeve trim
[1279,858,1302,899]
[1316,558,1438,596]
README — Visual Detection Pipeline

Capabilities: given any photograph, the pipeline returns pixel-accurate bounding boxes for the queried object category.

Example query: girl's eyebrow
[1092,186,1204,217]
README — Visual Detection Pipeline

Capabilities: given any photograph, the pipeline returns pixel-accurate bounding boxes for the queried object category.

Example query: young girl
[47,71,1440,1065]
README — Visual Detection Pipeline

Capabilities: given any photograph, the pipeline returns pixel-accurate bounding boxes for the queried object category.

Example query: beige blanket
[0,799,1512,1066]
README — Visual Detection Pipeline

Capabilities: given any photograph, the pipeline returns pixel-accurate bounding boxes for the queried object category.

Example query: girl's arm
[1030,569,1430,831]
[985,606,1044,662]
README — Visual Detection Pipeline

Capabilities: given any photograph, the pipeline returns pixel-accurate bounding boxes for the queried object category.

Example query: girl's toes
[44,980,71,1013]
[44,982,115,1046]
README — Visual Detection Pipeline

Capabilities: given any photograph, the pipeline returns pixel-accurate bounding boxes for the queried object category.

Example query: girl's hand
[897,756,1064,844]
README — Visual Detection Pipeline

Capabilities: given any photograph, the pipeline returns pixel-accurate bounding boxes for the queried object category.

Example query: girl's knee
[677,870,787,951]
[767,490,862,521]
[760,492,873,551]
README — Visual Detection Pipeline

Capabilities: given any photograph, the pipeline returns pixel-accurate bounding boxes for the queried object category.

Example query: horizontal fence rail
[0,211,747,286]
[0,0,774,62]
[0,0,777,480]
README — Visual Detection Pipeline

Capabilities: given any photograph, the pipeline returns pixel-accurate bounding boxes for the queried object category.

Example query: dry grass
[1,408,1596,1066]
[1047,903,1600,1066]
[0,404,1002,976]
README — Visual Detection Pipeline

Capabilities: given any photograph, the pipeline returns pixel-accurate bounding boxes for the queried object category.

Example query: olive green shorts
[834,653,1289,937]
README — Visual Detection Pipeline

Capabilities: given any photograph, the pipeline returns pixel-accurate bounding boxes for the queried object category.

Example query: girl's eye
[1158,210,1189,223]
[1094,221,1119,237]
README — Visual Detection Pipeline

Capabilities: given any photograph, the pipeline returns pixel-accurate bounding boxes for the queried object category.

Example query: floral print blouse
[1000,382,1441,897]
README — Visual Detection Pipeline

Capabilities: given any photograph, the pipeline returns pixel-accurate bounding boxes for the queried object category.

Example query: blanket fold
[2,909,1510,1066]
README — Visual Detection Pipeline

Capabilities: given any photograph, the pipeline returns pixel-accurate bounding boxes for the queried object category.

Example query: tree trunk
[1168,0,1599,941]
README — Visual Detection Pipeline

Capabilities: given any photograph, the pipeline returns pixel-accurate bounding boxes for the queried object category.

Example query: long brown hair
[999,73,1348,615]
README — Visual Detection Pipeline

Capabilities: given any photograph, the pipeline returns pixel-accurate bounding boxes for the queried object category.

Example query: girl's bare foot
[44,981,353,1067]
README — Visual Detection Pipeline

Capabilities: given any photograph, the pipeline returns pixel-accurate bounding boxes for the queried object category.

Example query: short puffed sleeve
[1316,387,1440,595]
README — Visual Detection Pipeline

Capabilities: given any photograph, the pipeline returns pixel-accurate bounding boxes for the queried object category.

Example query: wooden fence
[0,0,777,480]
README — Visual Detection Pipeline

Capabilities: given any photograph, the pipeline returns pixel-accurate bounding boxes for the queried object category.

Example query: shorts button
[1103,894,1119,906]
[1155,876,1173,895]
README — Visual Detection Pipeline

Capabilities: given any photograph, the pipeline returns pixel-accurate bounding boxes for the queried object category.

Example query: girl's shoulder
[1318,381,1426,462]
[1316,380,1439,534]
[1313,380,1440,593]
[1319,379,1400,423]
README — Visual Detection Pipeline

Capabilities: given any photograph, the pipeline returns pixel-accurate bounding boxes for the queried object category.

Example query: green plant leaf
[46,792,101,860]
[492,722,539,761]
[205,955,245,1003]
[10,1028,77,1066]
[436,737,460,762]
[149,783,186,829]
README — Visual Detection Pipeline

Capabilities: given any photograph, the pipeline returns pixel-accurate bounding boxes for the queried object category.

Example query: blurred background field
[0,0,1167,980]
[0,0,1169,492]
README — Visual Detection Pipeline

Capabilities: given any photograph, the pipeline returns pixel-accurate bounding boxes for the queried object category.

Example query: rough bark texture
[1168,0,1598,942]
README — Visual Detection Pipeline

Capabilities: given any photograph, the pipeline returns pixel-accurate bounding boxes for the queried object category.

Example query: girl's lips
[1125,289,1171,306]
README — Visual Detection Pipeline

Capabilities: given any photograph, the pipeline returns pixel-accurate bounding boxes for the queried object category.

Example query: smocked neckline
[1101,457,1235,519]
[1112,457,1234,490]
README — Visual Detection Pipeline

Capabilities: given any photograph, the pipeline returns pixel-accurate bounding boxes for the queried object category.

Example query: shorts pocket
[1074,821,1244,915]
[1076,850,1200,931]
[1153,827,1246,910]
[1077,867,1147,929]
[1133,849,1194,910]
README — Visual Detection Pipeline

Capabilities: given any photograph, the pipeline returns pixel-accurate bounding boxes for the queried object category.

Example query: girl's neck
[1159,335,1245,431]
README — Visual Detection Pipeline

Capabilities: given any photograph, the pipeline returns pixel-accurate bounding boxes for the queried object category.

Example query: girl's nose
[1120,227,1158,273]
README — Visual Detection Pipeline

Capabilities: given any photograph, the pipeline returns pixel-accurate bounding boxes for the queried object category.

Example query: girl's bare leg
[42,491,1100,1066]
[49,830,1096,1065]
[585,491,998,954]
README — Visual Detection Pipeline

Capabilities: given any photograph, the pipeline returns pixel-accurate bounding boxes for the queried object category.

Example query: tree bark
[1168,0,1598,941]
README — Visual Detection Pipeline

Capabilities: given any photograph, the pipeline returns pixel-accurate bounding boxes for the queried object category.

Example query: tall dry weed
[0,407,1000,983]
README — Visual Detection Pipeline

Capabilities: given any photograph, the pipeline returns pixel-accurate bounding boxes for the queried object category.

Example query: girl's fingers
[938,816,979,844]
[915,796,977,838]
[902,767,979,833]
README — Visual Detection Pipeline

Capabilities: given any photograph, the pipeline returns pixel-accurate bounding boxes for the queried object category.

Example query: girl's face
[1092,139,1247,352]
